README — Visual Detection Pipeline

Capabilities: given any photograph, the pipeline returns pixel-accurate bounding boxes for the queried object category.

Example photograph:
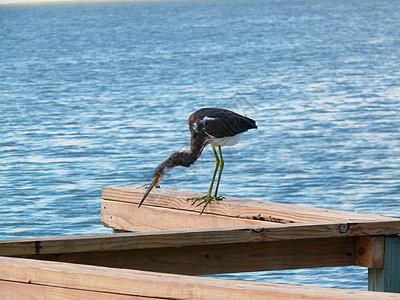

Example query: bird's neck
[165,133,207,168]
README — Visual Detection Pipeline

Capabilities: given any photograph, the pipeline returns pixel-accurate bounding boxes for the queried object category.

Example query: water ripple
[1,0,400,290]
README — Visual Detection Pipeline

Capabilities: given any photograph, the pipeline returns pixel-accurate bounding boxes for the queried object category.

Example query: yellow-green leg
[188,145,225,214]
[207,146,220,197]
[213,145,224,197]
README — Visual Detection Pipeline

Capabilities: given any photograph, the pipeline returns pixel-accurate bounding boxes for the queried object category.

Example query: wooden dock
[1,186,400,299]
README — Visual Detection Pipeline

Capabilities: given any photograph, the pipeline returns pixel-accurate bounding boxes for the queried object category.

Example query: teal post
[369,235,400,292]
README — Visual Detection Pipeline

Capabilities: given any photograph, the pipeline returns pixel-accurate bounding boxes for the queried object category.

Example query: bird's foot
[188,195,225,215]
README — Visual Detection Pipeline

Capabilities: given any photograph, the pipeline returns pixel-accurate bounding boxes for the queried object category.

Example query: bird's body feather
[190,107,257,139]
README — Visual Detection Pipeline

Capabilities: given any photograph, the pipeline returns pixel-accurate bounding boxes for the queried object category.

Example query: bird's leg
[188,146,224,214]
[213,145,224,197]
[207,146,220,197]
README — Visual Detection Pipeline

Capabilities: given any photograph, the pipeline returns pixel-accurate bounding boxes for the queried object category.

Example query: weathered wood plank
[102,199,274,232]
[0,280,144,300]
[18,237,355,274]
[369,236,400,293]
[2,222,400,258]
[1,256,399,300]
[102,186,398,225]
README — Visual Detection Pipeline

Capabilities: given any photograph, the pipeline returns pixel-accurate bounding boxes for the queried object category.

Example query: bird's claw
[188,195,225,215]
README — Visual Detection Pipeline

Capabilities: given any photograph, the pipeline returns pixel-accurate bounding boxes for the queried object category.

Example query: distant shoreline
[0,0,176,6]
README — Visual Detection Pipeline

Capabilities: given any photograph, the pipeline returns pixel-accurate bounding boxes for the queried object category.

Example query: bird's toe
[187,195,224,214]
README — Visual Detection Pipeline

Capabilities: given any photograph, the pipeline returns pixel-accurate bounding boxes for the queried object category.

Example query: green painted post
[369,235,400,292]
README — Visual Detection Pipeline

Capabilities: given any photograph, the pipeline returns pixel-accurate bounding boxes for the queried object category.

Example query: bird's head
[138,162,172,208]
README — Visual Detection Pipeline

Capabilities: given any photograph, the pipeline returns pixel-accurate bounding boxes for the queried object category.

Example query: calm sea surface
[1,0,400,290]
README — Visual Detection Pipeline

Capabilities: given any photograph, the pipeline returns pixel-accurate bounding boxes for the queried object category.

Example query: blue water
[1,0,400,290]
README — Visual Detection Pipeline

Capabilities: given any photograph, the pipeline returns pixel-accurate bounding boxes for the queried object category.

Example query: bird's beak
[138,173,161,208]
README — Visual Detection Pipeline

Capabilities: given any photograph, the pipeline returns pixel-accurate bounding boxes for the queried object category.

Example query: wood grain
[1,256,399,300]
[355,236,384,269]
[2,221,400,258]
[102,199,273,232]
[102,186,398,225]
[19,237,355,274]
[0,280,144,300]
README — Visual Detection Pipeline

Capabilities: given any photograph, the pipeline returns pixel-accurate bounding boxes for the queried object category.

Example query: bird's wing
[194,109,256,138]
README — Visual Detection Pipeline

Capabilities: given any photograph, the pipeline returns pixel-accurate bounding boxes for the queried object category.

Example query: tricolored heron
[138,107,257,213]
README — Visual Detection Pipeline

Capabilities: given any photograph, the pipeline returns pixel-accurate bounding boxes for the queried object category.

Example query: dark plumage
[139,107,257,212]
[190,107,257,139]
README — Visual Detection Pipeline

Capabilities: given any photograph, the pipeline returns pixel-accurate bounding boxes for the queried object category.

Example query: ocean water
[1,0,400,290]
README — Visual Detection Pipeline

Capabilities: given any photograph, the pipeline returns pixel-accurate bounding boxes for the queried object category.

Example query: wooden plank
[369,236,400,293]
[2,222,400,258]
[355,236,384,268]
[0,280,145,300]
[1,256,399,300]
[102,186,398,224]
[102,199,275,232]
[18,237,355,275]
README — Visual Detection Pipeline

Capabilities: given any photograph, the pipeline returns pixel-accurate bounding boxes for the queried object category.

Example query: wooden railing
[0,186,399,299]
